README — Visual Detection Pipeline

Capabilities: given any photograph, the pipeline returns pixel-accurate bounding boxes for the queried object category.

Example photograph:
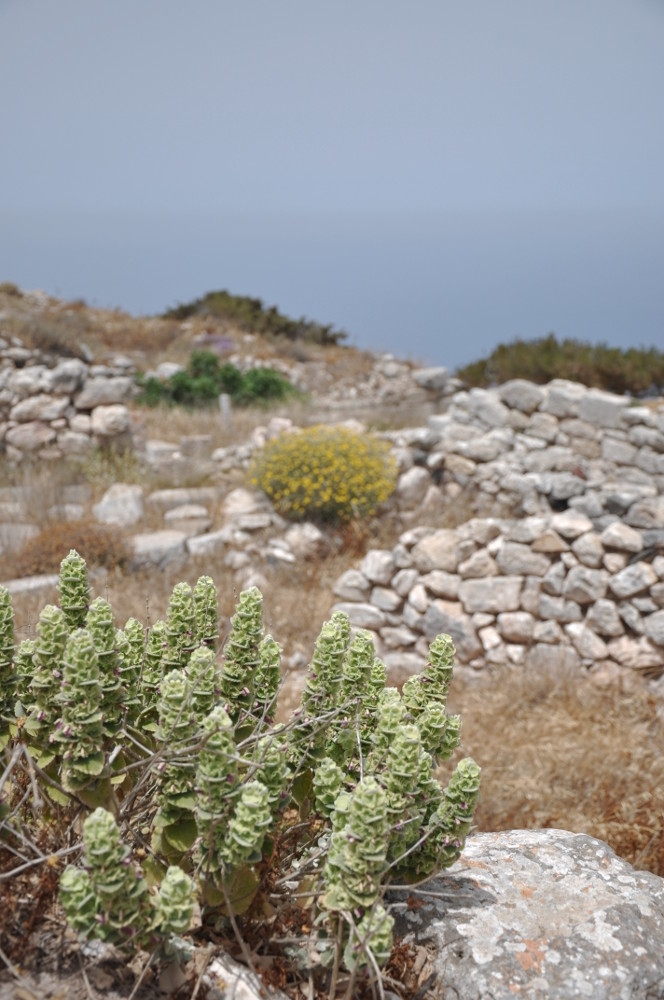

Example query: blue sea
[1,208,661,372]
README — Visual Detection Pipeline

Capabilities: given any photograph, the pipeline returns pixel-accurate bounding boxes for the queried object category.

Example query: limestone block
[458,576,523,614]
[585,599,625,638]
[222,487,268,518]
[549,472,587,501]
[93,483,144,527]
[10,393,69,422]
[496,611,535,643]
[479,625,501,651]
[565,622,609,660]
[531,529,569,553]
[519,576,541,615]
[360,549,396,585]
[600,521,644,552]
[5,421,56,451]
[609,561,658,600]
[570,531,604,568]
[379,625,418,649]
[164,504,212,537]
[577,387,631,428]
[186,526,237,558]
[601,436,638,465]
[395,466,431,507]
[392,568,419,597]
[370,586,403,612]
[74,376,134,409]
[550,509,594,539]
[540,378,587,417]
[528,643,581,671]
[563,565,609,604]
[421,600,482,661]
[283,522,324,559]
[526,411,559,442]
[419,570,461,599]
[651,582,664,607]
[330,602,386,631]
[456,435,504,463]
[495,541,550,577]
[643,610,664,646]
[411,366,449,390]
[56,430,94,455]
[497,378,545,413]
[90,404,131,437]
[607,635,663,672]
[407,583,429,613]
[458,548,498,578]
[130,530,187,569]
[411,529,461,573]
[1,573,59,599]
[8,366,47,398]
[533,619,564,643]
[628,424,664,451]
[391,830,664,1000]
[42,358,88,394]
[625,496,664,529]
[382,651,427,675]
[147,487,218,512]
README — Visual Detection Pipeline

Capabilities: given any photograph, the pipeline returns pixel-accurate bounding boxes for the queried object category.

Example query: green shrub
[250,425,398,524]
[1,554,479,988]
[137,350,296,409]
[456,333,664,396]
[162,289,347,346]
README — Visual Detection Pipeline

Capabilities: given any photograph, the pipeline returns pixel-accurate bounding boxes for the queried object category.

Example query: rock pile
[332,377,664,681]
[0,339,136,459]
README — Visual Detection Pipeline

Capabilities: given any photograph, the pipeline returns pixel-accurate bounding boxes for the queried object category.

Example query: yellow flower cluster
[249,425,397,524]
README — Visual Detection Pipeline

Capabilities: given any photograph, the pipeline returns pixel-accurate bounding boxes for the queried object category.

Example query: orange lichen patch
[515,937,547,973]
[517,883,535,899]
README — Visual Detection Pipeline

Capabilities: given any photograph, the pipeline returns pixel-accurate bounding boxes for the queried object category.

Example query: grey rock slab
[564,622,609,660]
[407,582,430,613]
[93,483,144,527]
[600,521,644,552]
[222,487,268,518]
[391,829,664,1000]
[164,504,212,537]
[531,528,569,553]
[130,530,187,569]
[528,643,581,671]
[382,650,427,675]
[392,568,419,597]
[496,611,535,643]
[495,541,550,577]
[458,548,498,578]
[609,561,658,600]
[411,529,461,573]
[607,635,663,672]
[360,549,396,585]
[74,375,134,409]
[458,576,523,614]
[147,487,218,511]
[380,624,418,648]
[42,357,88,394]
[0,573,59,598]
[497,378,546,413]
[186,525,246,558]
[420,570,461,599]
[395,465,431,506]
[370,586,403,612]
[550,509,594,539]
[570,531,605,568]
[10,393,70,422]
[585,599,625,638]
[331,602,386,630]
[601,436,638,465]
[643,609,664,646]
[411,365,449,390]
[90,403,131,437]
[283,522,324,559]
[578,387,631,428]
[563,565,609,604]
[421,599,482,661]
[5,420,56,451]
[540,378,588,417]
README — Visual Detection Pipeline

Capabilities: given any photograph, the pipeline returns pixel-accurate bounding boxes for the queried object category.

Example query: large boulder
[391,829,664,1000]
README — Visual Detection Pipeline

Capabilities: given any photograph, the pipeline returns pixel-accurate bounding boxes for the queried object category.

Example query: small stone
[458,576,523,614]
[600,522,644,553]
[531,529,569,553]
[330,603,386,631]
[570,532,604,568]
[333,569,371,601]
[585,599,625,638]
[551,509,594,539]
[371,587,403,612]
[609,562,658,600]
[496,612,535,643]
[565,622,609,660]
[93,483,144,527]
[458,549,498,578]
[407,583,430,614]
[360,549,397,585]
[563,566,609,604]
[643,610,664,646]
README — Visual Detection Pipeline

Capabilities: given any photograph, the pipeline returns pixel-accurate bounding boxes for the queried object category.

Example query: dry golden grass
[0,517,130,580]
[448,664,664,876]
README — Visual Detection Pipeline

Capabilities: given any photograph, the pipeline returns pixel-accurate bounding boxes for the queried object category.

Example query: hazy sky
[1,0,662,367]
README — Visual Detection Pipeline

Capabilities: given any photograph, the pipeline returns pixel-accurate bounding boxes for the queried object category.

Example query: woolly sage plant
[0,553,480,985]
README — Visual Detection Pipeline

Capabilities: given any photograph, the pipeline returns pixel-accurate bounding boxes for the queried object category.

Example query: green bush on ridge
[162,289,347,346]
[137,349,297,409]
[0,551,480,987]
[456,332,664,396]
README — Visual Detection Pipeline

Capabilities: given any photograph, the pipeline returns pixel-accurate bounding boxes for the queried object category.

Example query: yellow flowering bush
[249,425,397,524]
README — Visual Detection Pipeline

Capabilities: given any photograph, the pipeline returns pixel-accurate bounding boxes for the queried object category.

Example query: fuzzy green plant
[60,807,195,949]
[2,561,480,987]
[58,549,90,630]
[0,586,15,750]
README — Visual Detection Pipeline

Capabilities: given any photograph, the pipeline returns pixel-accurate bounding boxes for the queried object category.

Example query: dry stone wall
[333,377,664,683]
[0,337,136,460]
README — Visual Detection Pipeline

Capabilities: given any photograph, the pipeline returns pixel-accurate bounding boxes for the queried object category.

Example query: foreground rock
[391,828,664,1000]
